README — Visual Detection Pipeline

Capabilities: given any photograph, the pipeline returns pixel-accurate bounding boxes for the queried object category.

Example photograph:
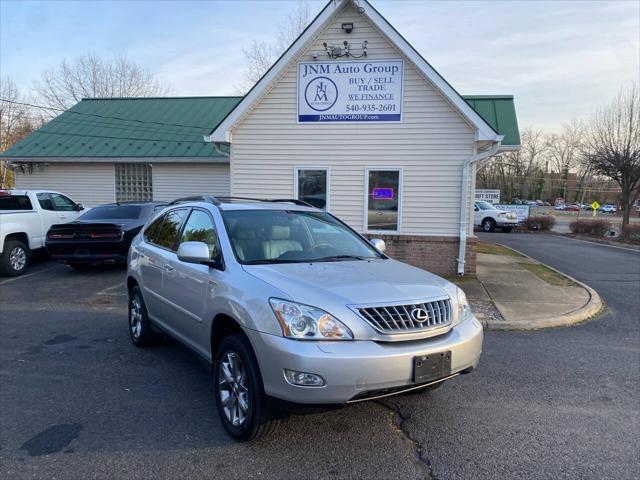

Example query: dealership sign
[475,189,500,204]
[297,60,403,123]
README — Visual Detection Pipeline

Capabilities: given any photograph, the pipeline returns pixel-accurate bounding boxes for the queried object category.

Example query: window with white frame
[365,169,401,232]
[295,168,329,210]
[115,163,152,202]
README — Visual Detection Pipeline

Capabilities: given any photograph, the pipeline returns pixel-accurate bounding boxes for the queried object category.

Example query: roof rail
[168,195,221,206]
[269,198,314,207]
[215,196,314,207]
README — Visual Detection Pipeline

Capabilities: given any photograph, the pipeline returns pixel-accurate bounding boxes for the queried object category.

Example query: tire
[214,333,280,442]
[0,239,29,276]
[501,227,513,233]
[481,218,496,232]
[128,286,156,347]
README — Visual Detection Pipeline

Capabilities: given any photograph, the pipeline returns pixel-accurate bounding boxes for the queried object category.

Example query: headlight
[269,299,353,340]
[507,213,517,220]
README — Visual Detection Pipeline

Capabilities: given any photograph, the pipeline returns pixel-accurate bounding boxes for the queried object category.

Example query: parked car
[474,201,519,232]
[511,198,523,205]
[600,204,617,214]
[126,196,483,441]
[555,203,566,210]
[0,189,84,276]
[564,204,581,212]
[46,201,166,269]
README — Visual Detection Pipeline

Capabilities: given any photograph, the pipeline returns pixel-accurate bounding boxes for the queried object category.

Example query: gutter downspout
[456,140,501,275]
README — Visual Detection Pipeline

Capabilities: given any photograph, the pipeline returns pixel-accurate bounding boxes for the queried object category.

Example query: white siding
[14,163,115,207]
[230,3,475,236]
[152,163,230,201]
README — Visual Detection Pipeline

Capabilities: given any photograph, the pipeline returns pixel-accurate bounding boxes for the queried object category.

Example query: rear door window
[153,209,188,251]
[36,193,55,211]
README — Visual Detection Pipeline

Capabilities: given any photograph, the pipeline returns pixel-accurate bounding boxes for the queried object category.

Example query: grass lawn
[477,241,524,257]
[519,263,578,287]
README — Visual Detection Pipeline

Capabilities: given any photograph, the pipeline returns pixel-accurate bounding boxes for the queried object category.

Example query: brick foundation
[366,234,478,277]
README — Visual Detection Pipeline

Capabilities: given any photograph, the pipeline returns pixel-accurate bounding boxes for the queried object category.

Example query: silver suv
[126,196,483,441]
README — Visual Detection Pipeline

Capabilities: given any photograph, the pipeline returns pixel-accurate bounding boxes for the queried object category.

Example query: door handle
[164,264,175,272]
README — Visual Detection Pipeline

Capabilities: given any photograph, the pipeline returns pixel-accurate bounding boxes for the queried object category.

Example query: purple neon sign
[372,188,394,200]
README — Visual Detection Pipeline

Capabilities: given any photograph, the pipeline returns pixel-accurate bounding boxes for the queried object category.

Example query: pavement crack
[374,399,438,480]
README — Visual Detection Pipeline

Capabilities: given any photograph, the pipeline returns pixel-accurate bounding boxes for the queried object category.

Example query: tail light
[89,230,122,239]
[48,232,74,239]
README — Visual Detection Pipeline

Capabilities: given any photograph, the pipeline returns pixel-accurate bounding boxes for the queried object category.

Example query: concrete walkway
[458,247,602,330]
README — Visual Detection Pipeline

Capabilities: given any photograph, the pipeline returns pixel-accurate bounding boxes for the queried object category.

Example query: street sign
[591,201,600,210]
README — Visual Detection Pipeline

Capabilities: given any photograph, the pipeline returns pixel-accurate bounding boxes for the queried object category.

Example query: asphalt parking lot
[1,234,639,480]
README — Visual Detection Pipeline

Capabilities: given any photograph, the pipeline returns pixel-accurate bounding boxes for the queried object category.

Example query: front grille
[356,299,452,333]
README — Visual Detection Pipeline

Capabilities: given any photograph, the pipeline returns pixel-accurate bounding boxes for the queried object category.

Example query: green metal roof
[1,97,242,158]
[463,95,521,147]
[2,94,520,158]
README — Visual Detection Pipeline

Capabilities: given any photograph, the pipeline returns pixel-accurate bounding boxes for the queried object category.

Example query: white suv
[474,201,519,232]
[126,196,483,441]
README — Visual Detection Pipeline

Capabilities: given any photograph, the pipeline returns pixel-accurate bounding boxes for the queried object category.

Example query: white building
[2,0,520,275]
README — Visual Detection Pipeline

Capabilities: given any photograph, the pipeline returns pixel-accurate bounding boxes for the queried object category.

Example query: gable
[206,0,503,145]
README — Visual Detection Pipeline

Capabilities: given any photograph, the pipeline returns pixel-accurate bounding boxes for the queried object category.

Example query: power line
[0,98,222,133]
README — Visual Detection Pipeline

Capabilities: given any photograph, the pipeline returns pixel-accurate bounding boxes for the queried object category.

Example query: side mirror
[474,206,479,211]
[178,241,211,264]
[75,203,85,211]
[370,238,386,253]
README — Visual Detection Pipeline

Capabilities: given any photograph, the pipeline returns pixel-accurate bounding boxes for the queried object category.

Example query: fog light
[284,369,325,387]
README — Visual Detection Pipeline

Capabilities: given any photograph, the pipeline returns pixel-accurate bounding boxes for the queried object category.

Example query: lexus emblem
[410,307,429,323]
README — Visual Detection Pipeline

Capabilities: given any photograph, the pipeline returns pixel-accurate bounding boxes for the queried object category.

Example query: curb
[549,232,640,252]
[480,243,604,331]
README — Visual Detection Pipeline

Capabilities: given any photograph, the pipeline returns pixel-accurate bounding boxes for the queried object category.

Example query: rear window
[79,205,142,220]
[0,195,33,211]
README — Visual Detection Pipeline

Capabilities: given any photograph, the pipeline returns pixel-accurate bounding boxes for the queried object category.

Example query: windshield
[79,205,142,220]
[222,209,383,264]
[476,201,496,211]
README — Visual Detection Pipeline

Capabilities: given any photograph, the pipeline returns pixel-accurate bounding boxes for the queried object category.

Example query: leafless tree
[581,84,640,226]
[545,121,584,200]
[478,128,548,201]
[33,54,168,113]
[236,1,312,93]
[0,78,43,188]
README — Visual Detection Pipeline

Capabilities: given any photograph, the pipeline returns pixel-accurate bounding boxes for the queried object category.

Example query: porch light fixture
[322,40,368,59]
[341,22,354,33]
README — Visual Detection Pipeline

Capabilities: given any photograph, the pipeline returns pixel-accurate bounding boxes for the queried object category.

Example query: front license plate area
[413,351,451,384]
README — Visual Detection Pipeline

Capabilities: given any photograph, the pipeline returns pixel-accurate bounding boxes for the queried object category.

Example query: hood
[242,258,451,306]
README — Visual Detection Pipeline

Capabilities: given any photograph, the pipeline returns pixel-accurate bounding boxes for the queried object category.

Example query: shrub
[523,215,556,231]
[620,224,640,243]
[569,219,612,237]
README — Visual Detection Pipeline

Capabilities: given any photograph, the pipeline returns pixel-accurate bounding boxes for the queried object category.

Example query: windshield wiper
[311,255,368,262]
[243,259,309,265]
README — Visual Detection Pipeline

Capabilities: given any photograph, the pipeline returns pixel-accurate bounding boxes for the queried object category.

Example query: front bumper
[245,315,483,404]
[496,218,519,227]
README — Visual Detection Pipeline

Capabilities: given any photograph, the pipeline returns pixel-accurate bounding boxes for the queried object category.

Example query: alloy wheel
[130,295,143,339]
[9,246,26,272]
[218,351,250,427]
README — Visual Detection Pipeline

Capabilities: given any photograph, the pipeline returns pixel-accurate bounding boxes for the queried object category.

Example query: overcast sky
[1,0,638,131]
